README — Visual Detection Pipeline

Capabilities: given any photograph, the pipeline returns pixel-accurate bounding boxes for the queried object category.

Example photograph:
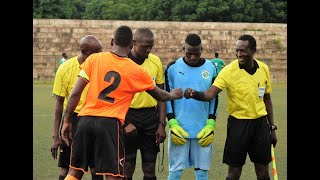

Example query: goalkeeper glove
[196,119,216,147]
[169,118,189,145]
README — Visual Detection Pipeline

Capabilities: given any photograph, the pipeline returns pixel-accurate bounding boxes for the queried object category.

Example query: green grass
[33,82,287,180]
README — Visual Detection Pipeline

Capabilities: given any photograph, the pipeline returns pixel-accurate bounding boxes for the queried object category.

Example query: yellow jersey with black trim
[52,56,89,113]
[213,59,272,119]
[129,53,164,108]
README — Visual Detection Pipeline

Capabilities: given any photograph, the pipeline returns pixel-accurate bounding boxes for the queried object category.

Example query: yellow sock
[64,174,78,180]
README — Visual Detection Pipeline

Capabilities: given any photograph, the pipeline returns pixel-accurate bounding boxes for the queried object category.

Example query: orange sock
[64,174,78,180]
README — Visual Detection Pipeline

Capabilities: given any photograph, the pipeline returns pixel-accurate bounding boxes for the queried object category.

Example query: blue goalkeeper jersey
[165,57,219,138]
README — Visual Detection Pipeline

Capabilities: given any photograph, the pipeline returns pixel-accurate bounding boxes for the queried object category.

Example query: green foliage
[33,0,67,19]
[33,0,287,23]
[196,0,230,21]
[146,0,174,21]
[105,3,131,20]
[63,0,88,19]
[82,0,108,20]
[170,0,198,21]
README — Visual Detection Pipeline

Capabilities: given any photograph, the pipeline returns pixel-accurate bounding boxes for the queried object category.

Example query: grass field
[33,81,287,180]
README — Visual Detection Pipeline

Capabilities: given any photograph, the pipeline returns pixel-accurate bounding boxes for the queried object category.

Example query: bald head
[80,35,102,54]
[78,35,102,63]
[133,27,154,41]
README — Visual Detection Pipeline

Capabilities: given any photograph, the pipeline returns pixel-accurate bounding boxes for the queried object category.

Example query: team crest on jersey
[202,70,210,79]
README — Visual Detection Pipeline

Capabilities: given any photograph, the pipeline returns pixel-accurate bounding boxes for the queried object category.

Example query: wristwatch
[270,125,277,131]
[159,120,167,127]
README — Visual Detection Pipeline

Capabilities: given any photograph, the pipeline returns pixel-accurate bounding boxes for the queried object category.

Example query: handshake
[169,118,216,147]
[183,88,196,99]
[184,88,206,101]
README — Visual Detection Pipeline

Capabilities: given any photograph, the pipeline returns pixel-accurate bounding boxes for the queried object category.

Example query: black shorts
[123,107,160,163]
[223,115,271,167]
[70,116,124,177]
[58,112,79,168]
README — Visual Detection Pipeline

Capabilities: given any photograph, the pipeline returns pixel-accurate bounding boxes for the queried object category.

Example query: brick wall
[33,19,287,82]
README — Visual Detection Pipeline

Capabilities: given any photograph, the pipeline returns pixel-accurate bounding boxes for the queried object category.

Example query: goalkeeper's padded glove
[169,118,189,145]
[196,119,216,147]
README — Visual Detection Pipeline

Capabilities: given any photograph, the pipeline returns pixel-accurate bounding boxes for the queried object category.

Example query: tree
[33,0,66,19]
[33,0,287,23]
[196,0,230,22]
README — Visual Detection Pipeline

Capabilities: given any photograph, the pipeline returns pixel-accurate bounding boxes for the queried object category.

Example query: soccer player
[60,25,183,180]
[209,52,225,74]
[51,35,103,180]
[59,52,68,65]
[123,27,166,180]
[184,34,278,180]
[165,33,219,180]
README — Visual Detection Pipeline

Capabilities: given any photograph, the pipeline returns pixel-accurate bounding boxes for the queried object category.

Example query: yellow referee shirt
[129,53,164,108]
[52,56,89,113]
[213,59,272,119]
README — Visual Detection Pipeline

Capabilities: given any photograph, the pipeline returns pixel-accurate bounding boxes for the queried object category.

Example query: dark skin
[61,37,183,180]
[62,53,68,59]
[183,43,203,66]
[50,35,102,177]
[125,36,166,145]
[124,31,166,178]
[185,39,277,180]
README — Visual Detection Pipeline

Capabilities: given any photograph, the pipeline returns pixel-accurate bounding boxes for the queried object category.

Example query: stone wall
[33,19,287,82]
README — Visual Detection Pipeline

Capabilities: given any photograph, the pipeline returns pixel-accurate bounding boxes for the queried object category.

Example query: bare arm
[53,96,64,138]
[64,77,88,123]
[155,83,167,145]
[156,84,167,123]
[184,85,222,101]
[50,95,64,159]
[264,94,274,126]
[146,86,183,102]
[264,93,278,147]
[61,77,88,145]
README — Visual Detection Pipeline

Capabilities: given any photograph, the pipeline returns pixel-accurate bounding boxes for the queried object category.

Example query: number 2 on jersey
[98,71,121,103]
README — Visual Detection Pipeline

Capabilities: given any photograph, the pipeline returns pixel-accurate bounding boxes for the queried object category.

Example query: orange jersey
[78,52,155,124]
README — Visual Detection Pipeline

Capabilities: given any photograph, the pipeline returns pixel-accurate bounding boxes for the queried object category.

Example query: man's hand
[171,88,183,99]
[169,119,189,145]
[50,136,61,159]
[61,121,73,146]
[196,119,216,147]
[124,123,137,136]
[155,124,166,145]
[184,88,196,99]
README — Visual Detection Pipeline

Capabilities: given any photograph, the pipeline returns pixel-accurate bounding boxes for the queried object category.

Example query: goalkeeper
[164,33,219,180]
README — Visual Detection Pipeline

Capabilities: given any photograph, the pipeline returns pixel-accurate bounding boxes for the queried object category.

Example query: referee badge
[258,86,265,99]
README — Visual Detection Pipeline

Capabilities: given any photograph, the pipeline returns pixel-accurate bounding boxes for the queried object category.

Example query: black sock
[59,175,66,180]
[92,174,104,180]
